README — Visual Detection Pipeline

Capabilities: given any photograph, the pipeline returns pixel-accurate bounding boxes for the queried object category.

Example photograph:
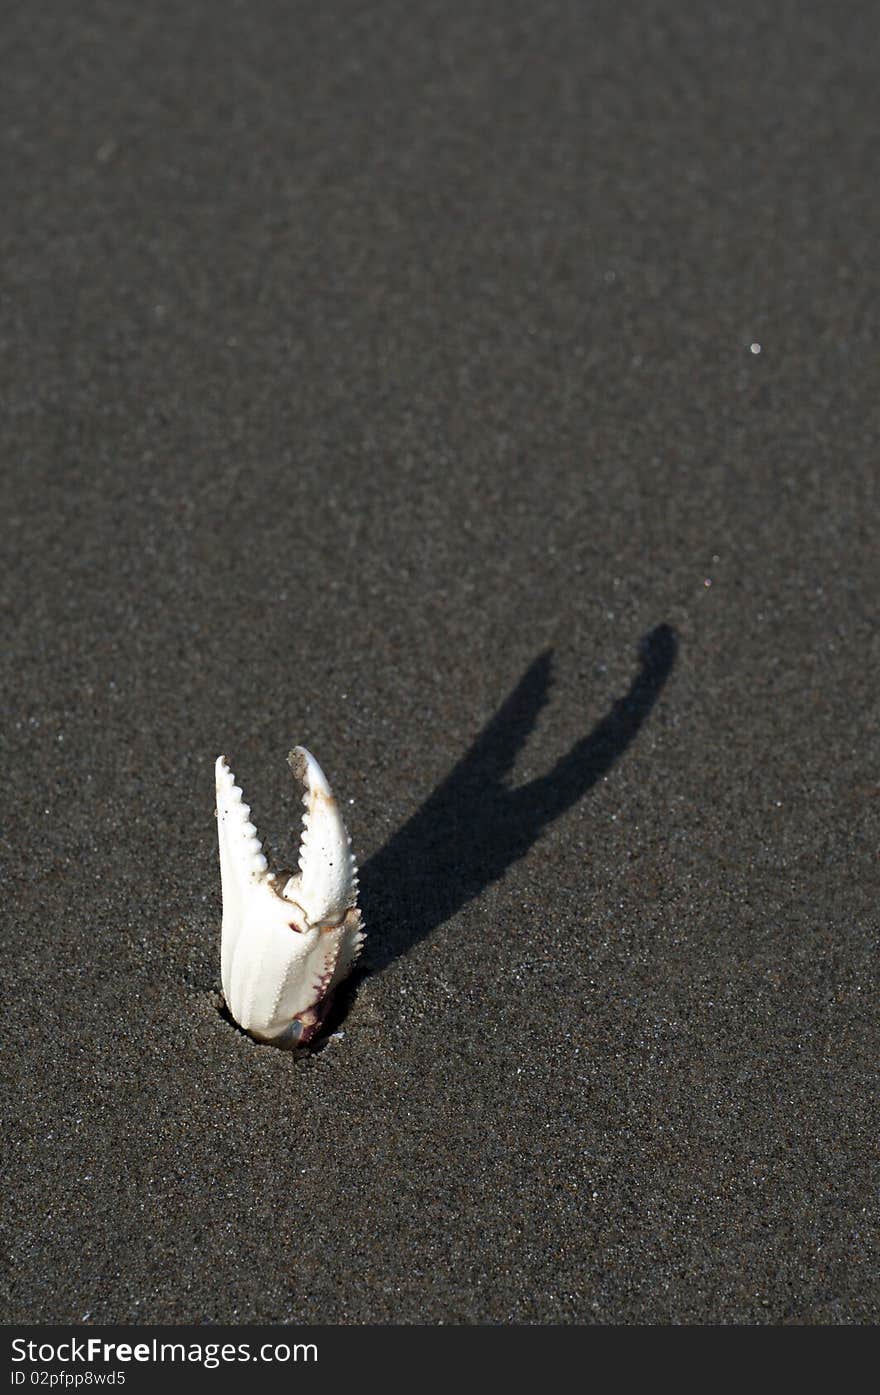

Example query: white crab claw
[215,748,364,1047]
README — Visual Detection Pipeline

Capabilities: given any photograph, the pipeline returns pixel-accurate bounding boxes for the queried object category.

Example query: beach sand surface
[2,0,878,1323]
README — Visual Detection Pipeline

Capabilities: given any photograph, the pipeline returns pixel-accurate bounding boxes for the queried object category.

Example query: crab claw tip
[285,746,358,928]
[287,745,333,797]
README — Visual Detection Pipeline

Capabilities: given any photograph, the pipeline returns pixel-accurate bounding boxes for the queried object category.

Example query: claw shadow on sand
[339,624,677,1006]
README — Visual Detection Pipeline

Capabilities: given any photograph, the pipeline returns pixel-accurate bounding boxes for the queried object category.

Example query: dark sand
[3,1,878,1324]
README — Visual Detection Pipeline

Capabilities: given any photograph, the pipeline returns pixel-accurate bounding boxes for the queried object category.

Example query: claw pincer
[215,747,364,1047]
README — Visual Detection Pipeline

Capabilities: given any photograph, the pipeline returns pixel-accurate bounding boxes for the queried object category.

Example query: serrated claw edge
[215,747,364,1048]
